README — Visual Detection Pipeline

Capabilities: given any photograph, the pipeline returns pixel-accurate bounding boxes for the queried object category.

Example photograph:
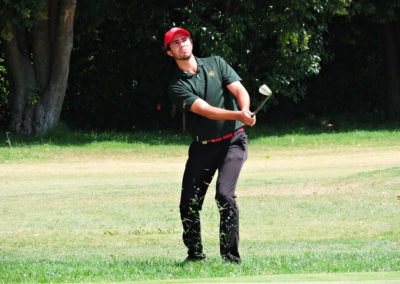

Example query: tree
[0,52,9,127]
[64,0,351,131]
[351,0,400,117]
[0,0,77,135]
[170,0,351,103]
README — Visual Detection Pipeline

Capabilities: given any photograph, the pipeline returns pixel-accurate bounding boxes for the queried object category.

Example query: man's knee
[180,197,204,214]
[215,192,237,209]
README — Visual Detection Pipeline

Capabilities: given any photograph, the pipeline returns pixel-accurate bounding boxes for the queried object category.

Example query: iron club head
[253,84,273,115]
[259,84,272,97]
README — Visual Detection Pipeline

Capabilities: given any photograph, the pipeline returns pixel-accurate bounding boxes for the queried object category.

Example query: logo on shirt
[208,70,216,77]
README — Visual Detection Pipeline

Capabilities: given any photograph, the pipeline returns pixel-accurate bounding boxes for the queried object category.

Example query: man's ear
[167,50,173,57]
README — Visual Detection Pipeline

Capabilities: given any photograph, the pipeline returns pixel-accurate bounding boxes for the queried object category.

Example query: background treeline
[0,1,399,134]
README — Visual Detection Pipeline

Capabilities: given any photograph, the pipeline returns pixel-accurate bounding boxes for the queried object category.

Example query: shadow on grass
[1,119,399,147]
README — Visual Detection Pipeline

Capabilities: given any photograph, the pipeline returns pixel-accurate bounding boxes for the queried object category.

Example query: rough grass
[0,124,399,282]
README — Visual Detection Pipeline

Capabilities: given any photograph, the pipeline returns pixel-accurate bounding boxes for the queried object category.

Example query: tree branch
[4,23,23,90]
[35,0,76,132]
[33,0,51,91]
[4,22,36,134]
[50,0,76,86]
[49,0,58,47]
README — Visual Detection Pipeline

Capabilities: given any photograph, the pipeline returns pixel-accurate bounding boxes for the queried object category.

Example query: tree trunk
[4,0,77,136]
[382,21,400,117]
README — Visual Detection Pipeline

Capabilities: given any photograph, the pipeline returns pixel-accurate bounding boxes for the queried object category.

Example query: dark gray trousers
[179,131,248,261]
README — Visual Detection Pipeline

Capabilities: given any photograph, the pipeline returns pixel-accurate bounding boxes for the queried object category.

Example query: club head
[253,84,273,115]
[259,84,272,97]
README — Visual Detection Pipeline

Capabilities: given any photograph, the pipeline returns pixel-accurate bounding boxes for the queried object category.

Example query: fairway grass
[0,128,399,282]
[138,271,400,283]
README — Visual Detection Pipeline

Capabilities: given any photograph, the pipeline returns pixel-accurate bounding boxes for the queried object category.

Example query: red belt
[198,127,244,144]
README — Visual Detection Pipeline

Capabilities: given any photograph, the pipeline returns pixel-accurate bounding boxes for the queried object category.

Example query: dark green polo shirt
[168,56,244,141]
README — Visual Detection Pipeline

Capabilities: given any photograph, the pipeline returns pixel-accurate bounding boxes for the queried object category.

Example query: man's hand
[226,81,255,126]
[239,109,256,127]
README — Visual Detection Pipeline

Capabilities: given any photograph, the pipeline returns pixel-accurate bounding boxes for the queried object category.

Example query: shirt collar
[176,56,203,78]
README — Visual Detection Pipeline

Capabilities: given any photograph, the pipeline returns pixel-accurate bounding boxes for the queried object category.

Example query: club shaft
[253,96,271,115]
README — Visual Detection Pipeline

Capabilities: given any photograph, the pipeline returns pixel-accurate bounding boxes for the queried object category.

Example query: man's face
[167,32,193,61]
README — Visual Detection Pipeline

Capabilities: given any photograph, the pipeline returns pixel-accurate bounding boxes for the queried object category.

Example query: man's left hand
[239,109,256,127]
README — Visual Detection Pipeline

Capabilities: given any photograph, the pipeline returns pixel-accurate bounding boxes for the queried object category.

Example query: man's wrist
[234,111,242,122]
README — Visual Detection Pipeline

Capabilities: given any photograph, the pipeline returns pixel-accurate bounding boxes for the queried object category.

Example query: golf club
[253,84,272,115]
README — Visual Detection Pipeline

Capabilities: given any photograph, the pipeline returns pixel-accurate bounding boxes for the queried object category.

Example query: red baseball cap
[164,27,190,49]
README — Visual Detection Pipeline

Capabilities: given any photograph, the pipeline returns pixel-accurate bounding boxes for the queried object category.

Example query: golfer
[165,27,256,264]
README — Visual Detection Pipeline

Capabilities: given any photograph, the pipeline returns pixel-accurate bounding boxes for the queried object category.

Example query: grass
[1,122,400,161]
[0,123,400,282]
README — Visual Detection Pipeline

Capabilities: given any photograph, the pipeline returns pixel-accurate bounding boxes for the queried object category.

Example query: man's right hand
[239,109,256,127]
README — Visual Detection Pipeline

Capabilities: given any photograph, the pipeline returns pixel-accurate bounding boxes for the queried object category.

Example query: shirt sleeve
[168,81,198,114]
[216,56,242,86]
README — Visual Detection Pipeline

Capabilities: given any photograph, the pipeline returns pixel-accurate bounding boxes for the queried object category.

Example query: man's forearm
[201,106,241,121]
[190,99,240,121]
[190,98,255,126]
[236,94,250,111]
[226,81,251,110]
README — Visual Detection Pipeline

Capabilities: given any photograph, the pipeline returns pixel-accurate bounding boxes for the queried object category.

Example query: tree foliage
[1,0,399,133]
[349,0,400,117]
[0,52,9,127]
[296,13,385,122]
[64,0,351,130]
[179,0,350,102]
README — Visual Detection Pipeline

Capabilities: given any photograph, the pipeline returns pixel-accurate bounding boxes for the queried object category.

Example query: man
[165,27,256,264]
